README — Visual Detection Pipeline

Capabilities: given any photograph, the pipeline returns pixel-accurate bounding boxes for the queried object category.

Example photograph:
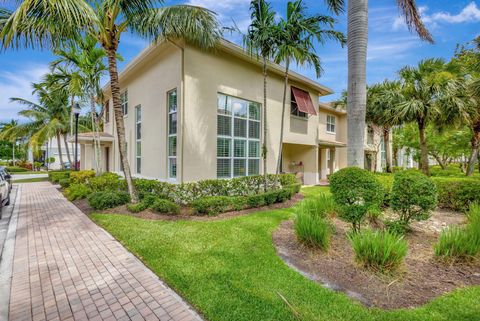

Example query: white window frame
[104,100,110,123]
[121,90,128,116]
[217,93,261,178]
[167,89,177,180]
[326,114,336,134]
[135,105,141,174]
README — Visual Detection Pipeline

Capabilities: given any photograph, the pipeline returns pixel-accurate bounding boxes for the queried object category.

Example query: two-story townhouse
[77,39,390,185]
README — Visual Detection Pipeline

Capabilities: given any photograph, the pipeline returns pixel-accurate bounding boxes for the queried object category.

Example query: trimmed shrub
[88,172,122,192]
[294,209,332,250]
[126,202,148,213]
[64,183,92,201]
[6,166,29,173]
[246,194,266,208]
[88,191,130,210]
[434,177,480,212]
[277,188,293,203]
[330,167,384,232]
[70,170,95,184]
[231,196,248,211]
[264,190,279,205]
[349,229,408,272]
[191,196,232,216]
[49,170,70,183]
[385,219,409,235]
[141,193,161,208]
[151,199,180,215]
[279,173,297,186]
[59,178,71,189]
[391,170,437,226]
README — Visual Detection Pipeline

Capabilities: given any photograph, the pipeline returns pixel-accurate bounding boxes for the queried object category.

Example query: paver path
[8,182,202,321]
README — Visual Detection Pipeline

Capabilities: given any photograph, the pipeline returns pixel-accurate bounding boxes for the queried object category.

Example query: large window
[135,105,141,174]
[121,90,128,115]
[104,100,110,123]
[326,115,336,134]
[167,90,177,179]
[290,89,307,118]
[217,94,261,178]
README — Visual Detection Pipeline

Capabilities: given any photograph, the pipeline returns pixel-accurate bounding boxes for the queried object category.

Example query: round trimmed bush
[330,167,384,232]
[349,229,408,272]
[126,202,148,213]
[151,199,180,215]
[65,183,91,201]
[391,170,437,225]
[87,191,130,210]
[191,196,232,216]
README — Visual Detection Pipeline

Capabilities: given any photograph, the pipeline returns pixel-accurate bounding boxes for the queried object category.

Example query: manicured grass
[91,187,480,321]
[13,177,49,183]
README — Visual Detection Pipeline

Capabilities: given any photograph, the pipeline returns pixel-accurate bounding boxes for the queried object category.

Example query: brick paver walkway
[8,182,202,321]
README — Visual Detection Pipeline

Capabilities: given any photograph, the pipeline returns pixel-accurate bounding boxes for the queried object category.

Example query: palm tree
[244,0,277,190]
[366,80,401,172]
[2,0,221,202]
[0,7,10,33]
[340,0,433,167]
[274,0,345,177]
[52,35,108,174]
[389,59,465,175]
[0,120,19,165]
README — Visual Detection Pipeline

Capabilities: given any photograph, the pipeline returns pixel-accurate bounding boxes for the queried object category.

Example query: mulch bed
[273,211,480,309]
[73,193,303,221]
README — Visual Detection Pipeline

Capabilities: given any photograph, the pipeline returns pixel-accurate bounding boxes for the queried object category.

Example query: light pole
[73,103,81,171]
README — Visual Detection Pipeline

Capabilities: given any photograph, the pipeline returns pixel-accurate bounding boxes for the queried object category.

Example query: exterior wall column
[319,148,328,180]
[303,145,319,185]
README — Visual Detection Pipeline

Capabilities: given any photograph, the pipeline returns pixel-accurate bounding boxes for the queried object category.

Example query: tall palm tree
[0,120,19,165]
[390,59,465,175]
[0,7,10,33]
[344,0,433,168]
[366,80,401,172]
[244,0,277,190]
[2,0,221,202]
[52,35,108,174]
[274,0,345,177]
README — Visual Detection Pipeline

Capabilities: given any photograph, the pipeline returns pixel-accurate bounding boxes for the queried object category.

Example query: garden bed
[273,210,480,309]
[74,193,303,221]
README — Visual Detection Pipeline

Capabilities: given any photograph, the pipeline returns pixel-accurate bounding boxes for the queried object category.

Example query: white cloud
[393,2,480,30]
[0,64,48,122]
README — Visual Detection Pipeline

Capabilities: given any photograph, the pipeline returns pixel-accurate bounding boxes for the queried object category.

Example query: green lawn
[13,177,49,183]
[91,186,480,321]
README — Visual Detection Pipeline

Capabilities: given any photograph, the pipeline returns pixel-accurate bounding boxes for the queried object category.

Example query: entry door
[105,147,110,171]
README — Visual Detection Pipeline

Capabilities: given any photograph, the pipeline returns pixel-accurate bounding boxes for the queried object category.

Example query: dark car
[0,170,11,217]
[0,166,12,192]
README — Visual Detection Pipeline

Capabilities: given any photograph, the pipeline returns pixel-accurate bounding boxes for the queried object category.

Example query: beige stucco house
[78,39,388,185]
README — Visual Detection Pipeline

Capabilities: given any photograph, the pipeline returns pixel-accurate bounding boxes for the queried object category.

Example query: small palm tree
[0,119,19,165]
[274,0,345,177]
[244,0,277,190]
[2,0,221,202]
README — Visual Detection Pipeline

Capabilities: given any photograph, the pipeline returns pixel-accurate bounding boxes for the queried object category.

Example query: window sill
[290,115,308,121]
[326,131,336,135]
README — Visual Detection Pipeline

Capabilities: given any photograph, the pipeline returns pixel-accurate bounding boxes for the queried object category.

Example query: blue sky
[1,0,480,122]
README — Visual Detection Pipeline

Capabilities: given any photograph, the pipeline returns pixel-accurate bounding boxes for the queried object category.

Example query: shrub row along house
[77,39,390,185]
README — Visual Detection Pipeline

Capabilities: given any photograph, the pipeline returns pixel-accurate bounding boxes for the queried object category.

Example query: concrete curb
[0,185,21,321]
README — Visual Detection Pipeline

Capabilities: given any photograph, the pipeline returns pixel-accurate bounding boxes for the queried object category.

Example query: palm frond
[396,0,433,43]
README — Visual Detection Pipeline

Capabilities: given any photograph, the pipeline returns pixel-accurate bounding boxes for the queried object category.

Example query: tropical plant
[244,0,277,190]
[2,0,221,203]
[341,0,433,168]
[294,207,332,250]
[274,0,345,177]
[0,120,19,164]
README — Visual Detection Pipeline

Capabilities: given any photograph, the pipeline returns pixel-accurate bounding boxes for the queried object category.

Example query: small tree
[391,170,438,227]
[330,167,383,232]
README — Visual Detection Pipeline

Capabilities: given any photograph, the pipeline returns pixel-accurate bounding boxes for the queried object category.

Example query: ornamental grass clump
[349,229,408,273]
[434,203,480,260]
[297,194,336,219]
[330,167,384,232]
[294,203,332,250]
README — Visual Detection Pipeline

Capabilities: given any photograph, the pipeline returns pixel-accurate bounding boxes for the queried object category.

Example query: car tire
[5,194,10,206]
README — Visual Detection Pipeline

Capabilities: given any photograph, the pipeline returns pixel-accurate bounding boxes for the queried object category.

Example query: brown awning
[292,87,317,116]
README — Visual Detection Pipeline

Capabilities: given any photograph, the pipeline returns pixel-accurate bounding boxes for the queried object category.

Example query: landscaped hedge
[48,170,71,183]
[375,173,480,212]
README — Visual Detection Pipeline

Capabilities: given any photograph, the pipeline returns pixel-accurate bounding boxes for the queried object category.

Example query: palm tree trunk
[347,0,368,168]
[63,134,73,165]
[106,46,138,202]
[56,130,65,170]
[12,141,15,166]
[262,56,268,191]
[418,119,430,175]
[383,126,392,173]
[466,121,480,176]
[91,94,102,174]
[276,58,290,179]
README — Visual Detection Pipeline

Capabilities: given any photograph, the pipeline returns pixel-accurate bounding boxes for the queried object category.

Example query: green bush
[391,170,437,226]
[434,177,480,212]
[375,174,394,206]
[294,209,332,250]
[151,199,180,215]
[6,166,29,173]
[70,170,95,184]
[141,193,161,208]
[384,219,409,235]
[330,167,384,232]
[297,194,336,219]
[49,170,70,183]
[88,191,130,210]
[349,229,408,272]
[230,196,248,211]
[264,190,279,205]
[247,194,266,208]
[277,188,293,202]
[88,172,122,192]
[59,178,70,189]
[191,196,232,216]
[65,183,92,201]
[126,202,148,213]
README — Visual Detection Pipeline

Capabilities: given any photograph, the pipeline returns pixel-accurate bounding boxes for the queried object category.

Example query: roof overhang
[318,140,347,148]
[72,132,115,144]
